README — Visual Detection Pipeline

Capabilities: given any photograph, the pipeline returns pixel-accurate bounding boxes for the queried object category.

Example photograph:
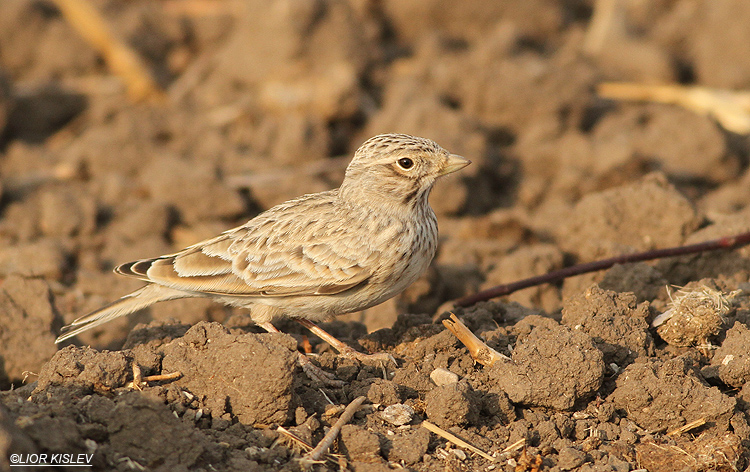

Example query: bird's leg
[259,322,344,387]
[295,319,396,366]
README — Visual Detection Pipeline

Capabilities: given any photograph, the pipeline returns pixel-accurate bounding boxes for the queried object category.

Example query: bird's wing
[116,195,375,297]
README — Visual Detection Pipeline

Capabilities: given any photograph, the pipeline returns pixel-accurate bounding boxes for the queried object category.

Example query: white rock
[430,367,459,386]
[380,404,414,426]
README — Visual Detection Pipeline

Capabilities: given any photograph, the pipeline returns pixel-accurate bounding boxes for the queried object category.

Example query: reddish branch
[454,231,750,307]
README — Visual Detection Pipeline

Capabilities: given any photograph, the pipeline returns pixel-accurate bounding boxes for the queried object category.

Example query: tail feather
[115,258,163,280]
[55,284,190,343]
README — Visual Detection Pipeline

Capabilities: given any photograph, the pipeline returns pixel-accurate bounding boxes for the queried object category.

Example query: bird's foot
[294,318,397,367]
[295,352,345,388]
[336,345,397,367]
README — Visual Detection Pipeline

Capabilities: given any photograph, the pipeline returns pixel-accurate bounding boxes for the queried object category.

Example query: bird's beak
[438,154,471,176]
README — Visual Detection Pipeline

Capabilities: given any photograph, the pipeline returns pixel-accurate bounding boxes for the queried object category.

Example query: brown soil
[2,1,750,471]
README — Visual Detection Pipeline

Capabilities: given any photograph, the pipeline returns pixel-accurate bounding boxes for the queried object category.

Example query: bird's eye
[397,157,414,169]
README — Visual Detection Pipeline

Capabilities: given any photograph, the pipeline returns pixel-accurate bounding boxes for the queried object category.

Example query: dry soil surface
[1,1,750,471]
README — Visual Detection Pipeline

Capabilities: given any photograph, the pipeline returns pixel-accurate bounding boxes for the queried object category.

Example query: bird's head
[340,133,470,206]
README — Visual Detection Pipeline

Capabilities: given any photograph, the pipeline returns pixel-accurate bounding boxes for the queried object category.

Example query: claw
[295,352,345,387]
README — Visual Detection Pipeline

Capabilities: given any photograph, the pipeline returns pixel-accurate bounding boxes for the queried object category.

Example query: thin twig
[442,314,510,366]
[305,396,366,461]
[129,367,182,390]
[455,231,750,307]
[144,371,183,382]
[421,421,497,462]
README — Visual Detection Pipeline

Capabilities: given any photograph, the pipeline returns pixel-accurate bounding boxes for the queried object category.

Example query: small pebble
[430,367,459,386]
[245,446,264,460]
[380,403,415,426]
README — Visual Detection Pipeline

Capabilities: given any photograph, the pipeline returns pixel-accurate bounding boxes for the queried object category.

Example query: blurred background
[1,0,749,373]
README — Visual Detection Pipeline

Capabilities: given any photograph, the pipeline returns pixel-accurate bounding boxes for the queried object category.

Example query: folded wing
[116,199,373,297]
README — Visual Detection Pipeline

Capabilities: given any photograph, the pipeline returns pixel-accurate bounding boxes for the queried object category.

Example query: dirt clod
[425,381,479,428]
[160,322,297,426]
[610,356,736,433]
[339,424,381,462]
[106,393,209,470]
[387,427,430,465]
[0,275,60,388]
[562,284,654,366]
[705,321,750,388]
[34,346,131,393]
[489,322,605,410]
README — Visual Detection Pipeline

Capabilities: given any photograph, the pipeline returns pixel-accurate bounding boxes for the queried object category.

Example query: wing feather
[114,192,374,297]
[172,249,234,276]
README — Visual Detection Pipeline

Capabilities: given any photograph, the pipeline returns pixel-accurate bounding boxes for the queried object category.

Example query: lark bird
[56,134,470,366]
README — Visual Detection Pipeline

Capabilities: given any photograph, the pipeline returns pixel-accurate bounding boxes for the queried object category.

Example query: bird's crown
[354,133,444,159]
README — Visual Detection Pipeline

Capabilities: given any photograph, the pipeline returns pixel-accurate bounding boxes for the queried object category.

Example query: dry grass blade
[442,314,510,366]
[597,82,750,134]
[279,426,344,466]
[277,426,314,451]
[667,418,707,436]
[422,421,497,462]
[51,0,164,103]
[503,438,526,453]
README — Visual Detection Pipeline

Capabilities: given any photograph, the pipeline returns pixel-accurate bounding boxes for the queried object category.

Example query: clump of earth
[2,1,750,471]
